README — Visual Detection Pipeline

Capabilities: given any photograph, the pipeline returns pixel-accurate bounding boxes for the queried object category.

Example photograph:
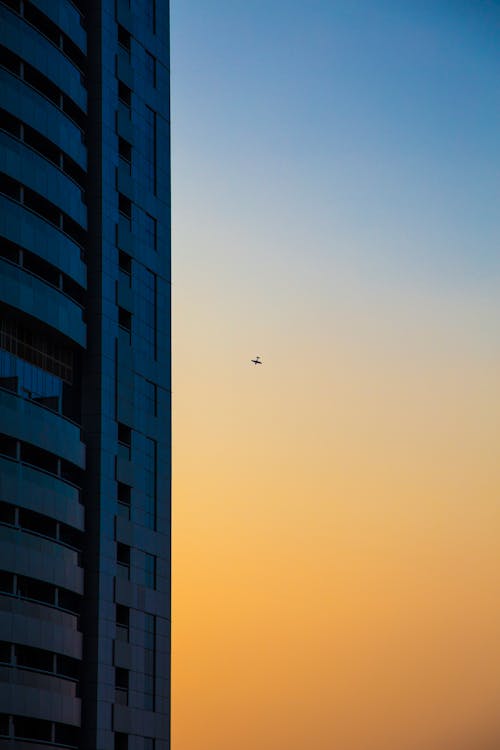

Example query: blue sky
[170,5,500,749]
[172,1,499,286]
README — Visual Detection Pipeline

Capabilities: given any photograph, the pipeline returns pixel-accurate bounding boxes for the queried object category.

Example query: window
[118,80,132,109]
[118,306,132,335]
[118,24,131,55]
[116,604,130,642]
[0,502,15,525]
[144,107,156,194]
[144,553,156,589]
[115,667,129,705]
[11,1,86,74]
[145,380,157,417]
[21,442,58,474]
[0,174,86,247]
[145,0,156,33]
[13,717,51,743]
[17,576,54,606]
[144,613,156,710]
[57,654,80,679]
[137,379,157,419]
[0,642,11,663]
[146,51,156,87]
[0,713,8,736]
[118,192,132,219]
[144,438,157,530]
[119,249,132,276]
[118,136,132,174]
[117,422,132,459]
[0,45,86,130]
[0,107,86,190]
[135,266,157,360]
[59,524,83,551]
[2,435,82,489]
[117,543,131,580]
[16,644,53,673]
[0,435,16,459]
[0,320,74,383]
[136,208,157,252]
[19,507,57,539]
[54,724,79,748]
[145,213,157,251]
[58,588,81,615]
[0,571,14,594]
[117,481,131,519]
[115,733,129,750]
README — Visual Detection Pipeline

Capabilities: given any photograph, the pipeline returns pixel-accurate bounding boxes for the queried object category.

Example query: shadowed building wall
[0,1,171,748]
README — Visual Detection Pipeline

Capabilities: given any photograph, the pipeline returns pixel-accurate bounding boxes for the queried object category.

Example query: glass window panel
[145,0,156,33]
[144,553,156,588]
[146,52,156,87]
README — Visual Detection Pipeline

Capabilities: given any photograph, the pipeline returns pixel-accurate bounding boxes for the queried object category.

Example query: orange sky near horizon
[172,267,500,750]
[169,3,500,748]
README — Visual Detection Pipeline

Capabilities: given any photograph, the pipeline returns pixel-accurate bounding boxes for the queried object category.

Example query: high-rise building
[0,1,171,748]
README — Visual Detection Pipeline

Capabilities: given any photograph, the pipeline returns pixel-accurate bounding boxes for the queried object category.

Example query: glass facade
[0,0,171,748]
[136,264,157,360]
[144,106,157,194]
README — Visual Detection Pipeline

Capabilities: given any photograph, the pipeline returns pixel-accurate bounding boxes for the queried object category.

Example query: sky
[169,3,500,749]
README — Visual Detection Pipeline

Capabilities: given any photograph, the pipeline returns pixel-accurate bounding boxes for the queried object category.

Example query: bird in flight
[251,356,262,365]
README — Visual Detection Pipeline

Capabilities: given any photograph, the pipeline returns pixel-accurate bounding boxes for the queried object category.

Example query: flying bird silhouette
[251,356,262,365]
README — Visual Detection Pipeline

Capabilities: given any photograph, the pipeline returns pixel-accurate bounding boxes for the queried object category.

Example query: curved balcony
[0,68,86,169]
[0,526,83,594]
[0,601,82,659]
[0,456,83,530]
[0,131,86,227]
[0,5,87,111]
[0,596,82,658]
[0,388,85,469]
[0,195,86,287]
[0,258,86,347]
[31,0,87,54]
[0,673,81,725]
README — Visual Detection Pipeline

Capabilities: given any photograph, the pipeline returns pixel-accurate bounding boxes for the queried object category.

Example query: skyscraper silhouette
[0,1,171,748]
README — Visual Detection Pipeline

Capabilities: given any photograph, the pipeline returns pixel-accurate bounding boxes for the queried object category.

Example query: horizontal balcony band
[0,456,83,529]
[0,598,82,660]
[0,131,86,227]
[0,677,81,725]
[0,195,86,285]
[0,594,81,641]
[0,525,83,594]
[113,703,168,739]
[30,0,87,54]
[0,68,86,169]
[1,5,87,111]
[0,258,86,347]
[0,388,85,469]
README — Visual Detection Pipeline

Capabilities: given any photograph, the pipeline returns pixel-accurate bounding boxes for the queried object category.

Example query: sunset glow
[171,3,500,748]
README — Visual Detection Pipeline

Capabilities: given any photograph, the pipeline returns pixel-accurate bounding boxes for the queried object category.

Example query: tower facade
[0,1,171,748]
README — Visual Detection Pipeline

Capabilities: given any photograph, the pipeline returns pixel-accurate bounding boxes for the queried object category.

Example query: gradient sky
[170,3,500,749]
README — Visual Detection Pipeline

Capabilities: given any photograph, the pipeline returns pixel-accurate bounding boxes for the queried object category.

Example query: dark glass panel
[19,507,57,538]
[13,716,51,742]
[0,501,16,525]
[16,643,53,672]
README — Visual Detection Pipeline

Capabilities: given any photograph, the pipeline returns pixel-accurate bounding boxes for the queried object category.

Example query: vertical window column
[144,107,156,194]
[144,437,157,529]
[144,613,156,710]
